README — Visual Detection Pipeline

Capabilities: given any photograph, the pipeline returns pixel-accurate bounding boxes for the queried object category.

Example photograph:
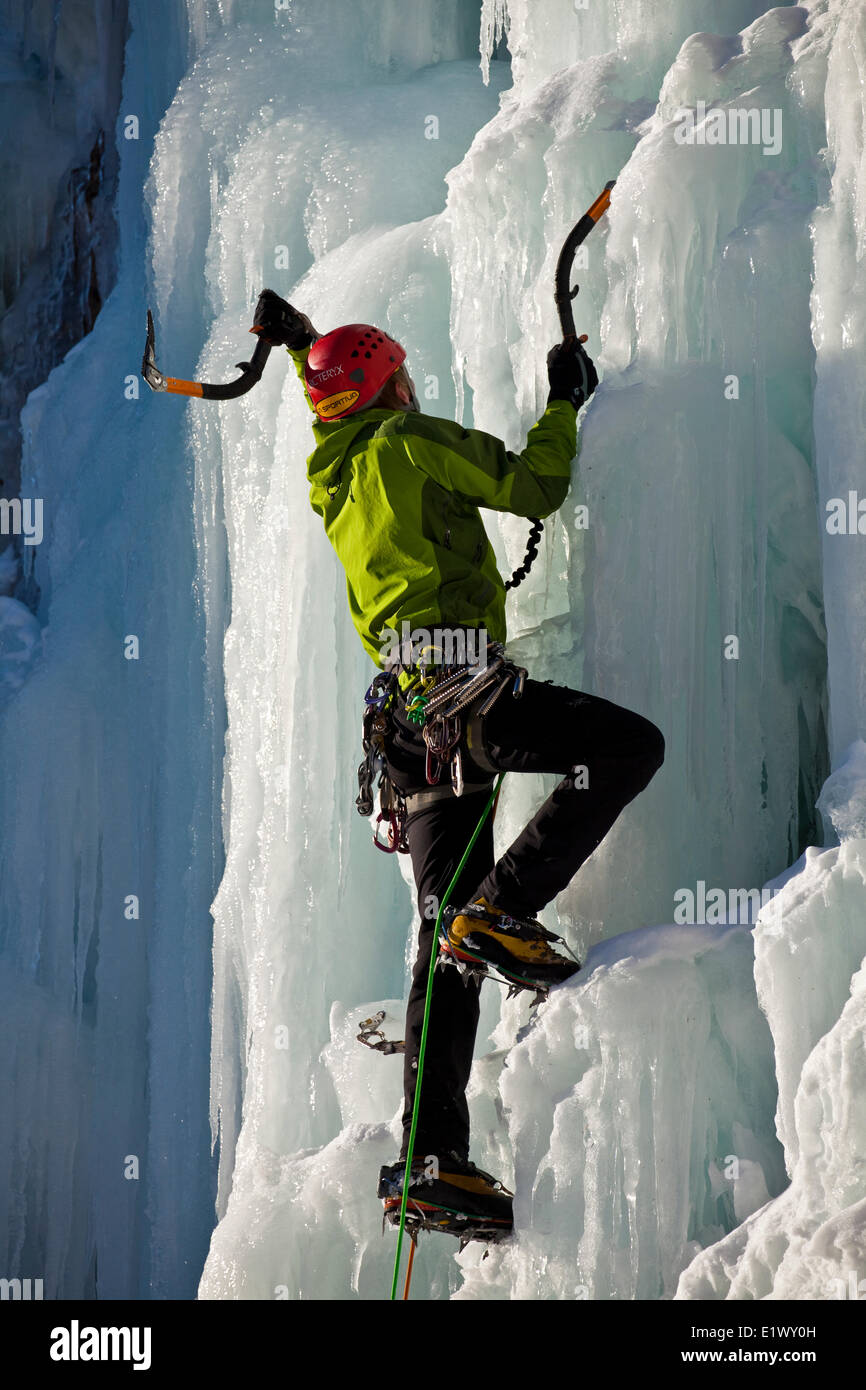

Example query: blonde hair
[373,363,410,410]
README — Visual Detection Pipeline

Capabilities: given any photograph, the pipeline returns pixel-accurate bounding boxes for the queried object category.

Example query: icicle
[479,0,509,85]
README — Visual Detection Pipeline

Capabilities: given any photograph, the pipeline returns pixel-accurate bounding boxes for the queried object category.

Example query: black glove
[251,289,317,349]
[547,338,599,410]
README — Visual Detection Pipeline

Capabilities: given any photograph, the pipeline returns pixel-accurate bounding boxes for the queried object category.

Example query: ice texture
[198,0,861,1301]
[677,780,866,1298]
[0,596,41,694]
[454,924,787,1301]
[0,2,211,1299]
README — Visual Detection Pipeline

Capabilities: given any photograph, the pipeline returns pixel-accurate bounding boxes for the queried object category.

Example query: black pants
[383,677,665,1162]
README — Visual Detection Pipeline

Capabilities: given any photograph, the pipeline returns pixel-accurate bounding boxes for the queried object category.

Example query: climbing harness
[355,643,526,855]
[402,643,527,799]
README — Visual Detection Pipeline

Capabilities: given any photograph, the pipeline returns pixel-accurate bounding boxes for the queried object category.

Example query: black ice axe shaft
[554,179,615,338]
[141,308,273,399]
[507,180,615,591]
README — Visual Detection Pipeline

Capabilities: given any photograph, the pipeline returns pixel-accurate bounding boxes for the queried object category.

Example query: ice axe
[140,307,274,399]
[554,179,615,339]
[509,179,615,590]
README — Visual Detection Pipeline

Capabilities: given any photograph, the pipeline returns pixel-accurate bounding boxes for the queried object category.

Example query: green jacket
[290,346,578,667]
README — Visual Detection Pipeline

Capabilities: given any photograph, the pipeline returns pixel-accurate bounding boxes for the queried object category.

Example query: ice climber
[252,289,665,1241]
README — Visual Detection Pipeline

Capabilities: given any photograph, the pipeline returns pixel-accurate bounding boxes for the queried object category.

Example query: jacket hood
[305,407,401,489]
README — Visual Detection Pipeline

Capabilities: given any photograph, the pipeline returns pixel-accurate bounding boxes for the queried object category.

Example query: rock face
[0,0,129,532]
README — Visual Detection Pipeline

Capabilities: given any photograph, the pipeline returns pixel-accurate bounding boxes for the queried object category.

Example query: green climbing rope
[389,772,505,1300]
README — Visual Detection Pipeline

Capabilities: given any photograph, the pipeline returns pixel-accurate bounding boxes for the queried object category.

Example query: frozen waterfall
[0,0,864,1306]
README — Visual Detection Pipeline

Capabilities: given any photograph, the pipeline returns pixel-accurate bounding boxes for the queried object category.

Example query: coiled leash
[505,517,543,591]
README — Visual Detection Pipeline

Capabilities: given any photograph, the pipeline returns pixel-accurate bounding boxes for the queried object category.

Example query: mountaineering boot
[440,896,580,989]
[378,1152,513,1244]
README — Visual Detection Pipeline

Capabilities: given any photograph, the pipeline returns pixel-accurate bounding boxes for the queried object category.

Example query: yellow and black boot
[440,896,580,989]
[378,1153,513,1245]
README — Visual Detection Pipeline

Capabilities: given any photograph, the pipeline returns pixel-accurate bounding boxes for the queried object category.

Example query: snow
[1,0,865,1302]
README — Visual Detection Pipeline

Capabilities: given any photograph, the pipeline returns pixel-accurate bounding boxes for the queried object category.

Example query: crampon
[378,1156,513,1252]
[438,898,580,1002]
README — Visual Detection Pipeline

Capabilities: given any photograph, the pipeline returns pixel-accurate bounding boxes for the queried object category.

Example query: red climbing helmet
[304,324,406,420]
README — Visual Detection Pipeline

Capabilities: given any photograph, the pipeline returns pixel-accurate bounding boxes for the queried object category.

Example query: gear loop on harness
[406,642,527,796]
[355,640,526,849]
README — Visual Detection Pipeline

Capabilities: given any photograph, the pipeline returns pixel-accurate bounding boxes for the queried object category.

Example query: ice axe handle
[554,179,615,339]
[141,308,272,399]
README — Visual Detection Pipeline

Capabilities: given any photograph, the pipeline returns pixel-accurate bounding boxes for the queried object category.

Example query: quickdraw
[356,671,409,853]
[422,714,461,789]
[373,774,409,854]
[356,1011,405,1055]
[407,644,527,796]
